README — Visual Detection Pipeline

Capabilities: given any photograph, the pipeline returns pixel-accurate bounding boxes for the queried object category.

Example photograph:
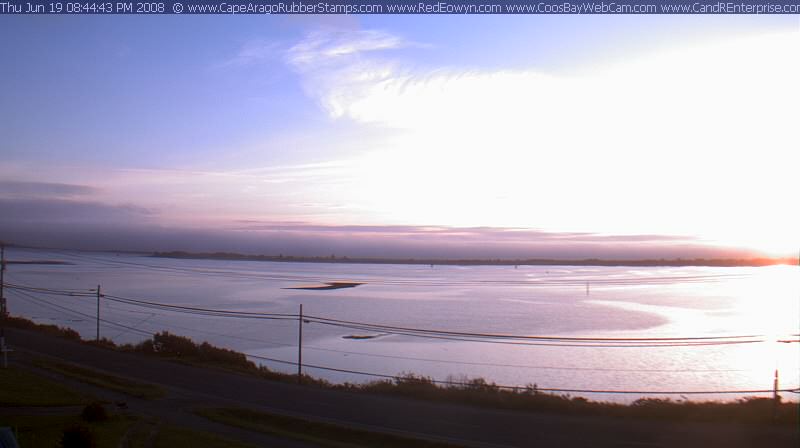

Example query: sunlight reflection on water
[5,248,798,403]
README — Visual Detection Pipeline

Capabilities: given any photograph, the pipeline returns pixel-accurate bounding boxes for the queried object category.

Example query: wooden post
[772,369,780,421]
[0,245,6,318]
[0,244,5,315]
[1,245,7,368]
[297,304,303,384]
[773,369,779,400]
[96,285,101,342]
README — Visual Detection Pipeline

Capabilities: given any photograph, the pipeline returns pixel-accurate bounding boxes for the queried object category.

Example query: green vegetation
[0,414,256,448]
[118,419,259,448]
[197,407,463,448]
[81,402,110,422]
[0,366,87,406]
[60,424,97,448]
[0,369,253,448]
[353,373,799,424]
[0,370,124,447]
[1,414,133,448]
[154,424,259,448]
[33,359,164,399]
[126,331,255,370]
[5,315,82,340]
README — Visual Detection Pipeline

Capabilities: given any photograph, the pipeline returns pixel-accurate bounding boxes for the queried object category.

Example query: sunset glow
[1,16,798,257]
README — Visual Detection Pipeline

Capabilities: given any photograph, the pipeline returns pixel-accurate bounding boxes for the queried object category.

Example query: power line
[305,320,766,348]
[7,285,797,397]
[303,314,765,343]
[4,281,782,347]
[8,283,759,372]
[8,289,153,338]
[297,345,752,373]
[103,294,297,320]
[5,282,95,297]
[10,281,768,344]
[3,283,296,321]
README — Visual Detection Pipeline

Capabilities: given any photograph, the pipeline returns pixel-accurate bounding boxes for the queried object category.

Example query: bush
[86,337,117,349]
[143,332,254,369]
[60,424,96,448]
[6,316,81,340]
[80,402,108,422]
[152,332,199,357]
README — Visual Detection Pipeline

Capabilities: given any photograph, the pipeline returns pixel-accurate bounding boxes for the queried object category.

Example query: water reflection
[5,247,798,403]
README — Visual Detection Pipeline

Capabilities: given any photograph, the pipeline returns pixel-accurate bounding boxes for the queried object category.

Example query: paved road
[5,328,798,448]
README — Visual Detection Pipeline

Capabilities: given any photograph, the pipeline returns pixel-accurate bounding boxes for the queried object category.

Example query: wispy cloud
[0,198,155,225]
[286,29,412,118]
[218,39,281,68]
[231,221,697,244]
[0,181,96,199]
[288,29,408,69]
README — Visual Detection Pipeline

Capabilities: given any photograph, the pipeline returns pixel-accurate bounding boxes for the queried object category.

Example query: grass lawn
[2,414,263,448]
[33,358,165,399]
[0,367,87,406]
[197,407,465,448]
[155,424,260,448]
[0,414,134,448]
[0,366,257,448]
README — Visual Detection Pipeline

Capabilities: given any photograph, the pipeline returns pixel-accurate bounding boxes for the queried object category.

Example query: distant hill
[152,251,797,267]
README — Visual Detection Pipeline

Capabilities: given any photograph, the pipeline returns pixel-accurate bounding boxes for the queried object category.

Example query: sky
[1,14,798,259]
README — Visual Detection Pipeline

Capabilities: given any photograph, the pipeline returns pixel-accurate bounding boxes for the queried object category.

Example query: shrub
[60,425,95,448]
[86,337,117,349]
[152,331,199,357]
[6,316,81,340]
[198,341,253,368]
[80,402,108,422]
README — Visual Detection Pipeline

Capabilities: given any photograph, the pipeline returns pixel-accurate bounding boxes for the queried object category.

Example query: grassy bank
[0,365,260,448]
[0,366,87,406]
[32,358,165,399]
[3,414,133,448]
[3,412,258,448]
[7,315,798,425]
[197,407,463,448]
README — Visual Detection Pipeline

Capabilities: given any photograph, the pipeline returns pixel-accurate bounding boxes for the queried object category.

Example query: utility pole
[772,368,780,421]
[1,244,6,319]
[95,284,101,342]
[0,244,5,315]
[297,303,303,384]
[1,244,7,368]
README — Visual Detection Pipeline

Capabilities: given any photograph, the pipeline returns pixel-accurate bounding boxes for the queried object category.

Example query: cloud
[1,215,743,260]
[232,221,694,243]
[218,39,281,68]
[294,29,800,133]
[0,181,96,198]
[0,198,155,225]
[287,29,412,117]
[282,28,800,255]
[221,221,720,258]
[288,29,408,69]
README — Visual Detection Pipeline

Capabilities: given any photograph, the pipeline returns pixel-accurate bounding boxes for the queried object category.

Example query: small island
[283,281,364,290]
